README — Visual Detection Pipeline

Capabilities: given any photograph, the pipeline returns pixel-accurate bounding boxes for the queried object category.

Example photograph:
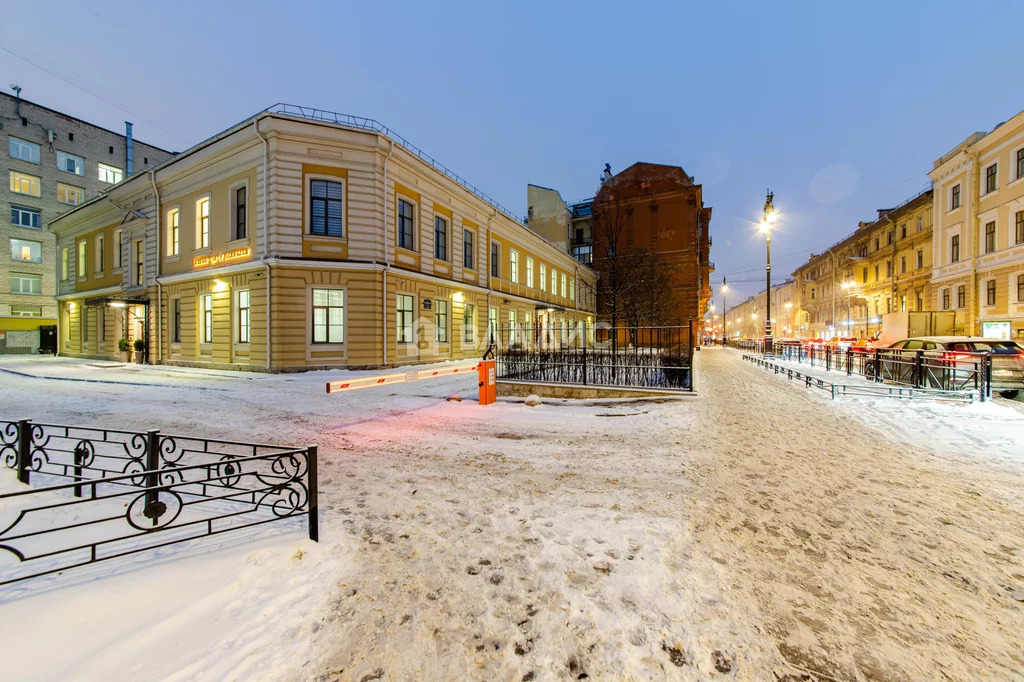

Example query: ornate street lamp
[760,190,777,355]
[721,277,728,347]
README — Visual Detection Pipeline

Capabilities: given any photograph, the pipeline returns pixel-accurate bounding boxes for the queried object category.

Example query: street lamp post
[842,281,855,336]
[760,190,777,355]
[721,277,728,347]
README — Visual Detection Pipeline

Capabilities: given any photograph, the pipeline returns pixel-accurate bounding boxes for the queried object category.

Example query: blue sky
[4,1,1023,304]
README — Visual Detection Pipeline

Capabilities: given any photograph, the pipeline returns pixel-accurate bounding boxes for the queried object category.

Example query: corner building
[50,107,597,370]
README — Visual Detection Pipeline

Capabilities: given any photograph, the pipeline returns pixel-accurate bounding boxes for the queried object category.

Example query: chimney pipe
[125,121,134,176]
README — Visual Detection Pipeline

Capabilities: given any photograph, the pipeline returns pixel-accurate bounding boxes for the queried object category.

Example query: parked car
[868,336,1024,398]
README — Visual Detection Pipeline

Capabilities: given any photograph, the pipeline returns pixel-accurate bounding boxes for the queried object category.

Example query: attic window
[21,117,27,126]
[68,132,74,141]
[144,157,148,165]
[109,145,114,154]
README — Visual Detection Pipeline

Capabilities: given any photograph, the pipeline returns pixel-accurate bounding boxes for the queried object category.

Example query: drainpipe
[253,119,272,370]
[485,209,496,348]
[125,122,134,177]
[381,139,395,366]
[966,148,980,336]
[150,169,161,363]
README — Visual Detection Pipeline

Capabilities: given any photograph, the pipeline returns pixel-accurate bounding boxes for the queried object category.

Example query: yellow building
[929,109,1024,340]
[725,279,797,340]
[50,106,597,370]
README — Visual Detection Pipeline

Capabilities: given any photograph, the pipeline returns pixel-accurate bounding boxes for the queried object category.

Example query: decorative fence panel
[0,419,317,585]
[492,324,694,391]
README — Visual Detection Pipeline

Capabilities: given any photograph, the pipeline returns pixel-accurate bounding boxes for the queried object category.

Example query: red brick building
[591,162,713,328]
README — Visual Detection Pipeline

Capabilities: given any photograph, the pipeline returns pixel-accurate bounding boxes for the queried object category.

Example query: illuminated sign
[193,247,251,269]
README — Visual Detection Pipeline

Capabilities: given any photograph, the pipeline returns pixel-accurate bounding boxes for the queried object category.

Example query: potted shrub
[118,338,132,363]
[133,339,146,364]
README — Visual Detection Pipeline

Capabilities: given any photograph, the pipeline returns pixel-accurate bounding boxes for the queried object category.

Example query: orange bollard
[478,359,496,405]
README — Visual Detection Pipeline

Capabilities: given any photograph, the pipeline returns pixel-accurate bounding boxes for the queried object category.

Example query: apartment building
[49,105,597,370]
[726,280,797,340]
[929,109,1024,340]
[1,90,173,353]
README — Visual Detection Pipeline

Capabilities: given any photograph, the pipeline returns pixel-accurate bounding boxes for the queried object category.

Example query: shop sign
[193,247,251,269]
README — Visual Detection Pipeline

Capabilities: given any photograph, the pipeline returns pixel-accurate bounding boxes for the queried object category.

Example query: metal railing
[736,342,992,401]
[0,419,318,585]
[265,103,521,224]
[492,324,694,391]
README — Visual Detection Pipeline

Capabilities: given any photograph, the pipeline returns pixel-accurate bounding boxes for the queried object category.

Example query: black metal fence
[492,323,694,391]
[737,342,992,400]
[0,419,317,585]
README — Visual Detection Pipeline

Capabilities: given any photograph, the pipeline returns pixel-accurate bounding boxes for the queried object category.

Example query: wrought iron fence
[0,419,317,585]
[736,341,992,400]
[492,324,694,391]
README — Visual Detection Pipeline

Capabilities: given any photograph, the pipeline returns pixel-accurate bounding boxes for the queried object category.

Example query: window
[874,264,879,281]
[10,238,41,263]
[957,285,965,309]
[10,205,41,229]
[985,221,996,253]
[539,263,547,291]
[1016,211,1024,245]
[951,184,960,210]
[900,295,906,312]
[61,248,69,280]
[95,234,104,273]
[463,229,474,269]
[196,197,210,248]
[234,186,247,240]
[951,235,960,263]
[397,199,414,249]
[569,278,575,302]
[312,289,344,343]
[887,231,893,246]
[490,242,500,278]
[78,241,87,277]
[942,289,950,310]
[10,305,41,317]
[917,216,923,232]
[9,170,41,197]
[9,137,40,163]
[1018,148,1024,180]
[464,304,475,343]
[57,151,84,176]
[238,290,251,343]
[874,237,879,251]
[862,266,868,282]
[985,164,997,194]
[113,229,122,268]
[396,294,414,344]
[134,239,144,286]
[551,268,557,296]
[900,224,906,239]
[310,180,343,237]
[98,163,123,184]
[900,256,906,274]
[9,272,41,295]
[172,298,181,344]
[885,261,892,278]
[560,273,566,298]
[435,299,448,342]
[200,294,213,344]
[526,257,534,288]
[57,183,84,205]
[167,208,180,255]
[82,307,90,344]
[916,250,923,270]
[509,249,519,283]
[434,216,448,260]
[916,292,923,311]
[508,310,517,345]
[1018,274,1024,302]
[488,307,498,344]
[986,279,996,306]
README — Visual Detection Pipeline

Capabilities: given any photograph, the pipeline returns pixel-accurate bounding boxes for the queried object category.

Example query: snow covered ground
[1,350,1023,681]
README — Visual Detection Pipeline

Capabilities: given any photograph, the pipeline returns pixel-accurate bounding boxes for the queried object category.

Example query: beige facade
[50,109,597,371]
[726,280,797,340]
[2,92,172,352]
[929,109,1024,341]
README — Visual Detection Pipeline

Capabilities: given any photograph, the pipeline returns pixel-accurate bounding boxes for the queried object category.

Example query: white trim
[308,285,347,357]
[195,193,212,250]
[395,192,418,253]
[165,204,182,257]
[235,288,252,346]
[304,174,346,240]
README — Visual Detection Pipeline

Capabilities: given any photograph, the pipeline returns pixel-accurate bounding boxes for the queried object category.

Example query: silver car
[888,336,1024,399]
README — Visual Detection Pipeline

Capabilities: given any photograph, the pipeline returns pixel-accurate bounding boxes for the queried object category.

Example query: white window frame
[231,179,251,242]
[539,263,547,292]
[61,248,69,280]
[463,303,475,344]
[9,137,40,164]
[551,269,557,296]
[560,273,567,298]
[95,234,104,274]
[77,240,88,278]
[311,287,345,345]
[509,249,519,284]
[10,170,41,197]
[10,305,43,317]
[57,151,85,176]
[113,229,123,269]
[396,293,415,344]
[171,296,182,345]
[57,183,84,206]
[166,206,181,256]
[11,205,42,229]
[196,195,211,250]
[9,272,42,295]
[98,163,124,184]
[462,228,475,269]
[199,293,214,345]
[434,298,449,343]
[236,289,252,344]
[10,238,42,263]
[526,257,534,288]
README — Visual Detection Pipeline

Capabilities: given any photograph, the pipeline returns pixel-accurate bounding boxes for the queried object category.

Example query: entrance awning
[83,295,149,306]
[535,304,565,312]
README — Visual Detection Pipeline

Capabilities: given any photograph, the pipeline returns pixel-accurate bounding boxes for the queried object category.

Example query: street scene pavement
[2,349,1022,680]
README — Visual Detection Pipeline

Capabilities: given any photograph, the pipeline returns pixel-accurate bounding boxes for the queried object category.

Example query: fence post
[688,318,695,392]
[17,418,31,485]
[914,351,924,389]
[145,430,160,515]
[582,334,587,386]
[307,444,319,542]
[981,354,992,402]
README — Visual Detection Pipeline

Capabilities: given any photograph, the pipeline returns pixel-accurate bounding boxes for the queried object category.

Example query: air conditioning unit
[47,129,56,143]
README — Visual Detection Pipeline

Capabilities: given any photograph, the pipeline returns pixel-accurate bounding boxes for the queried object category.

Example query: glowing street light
[760,190,777,355]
